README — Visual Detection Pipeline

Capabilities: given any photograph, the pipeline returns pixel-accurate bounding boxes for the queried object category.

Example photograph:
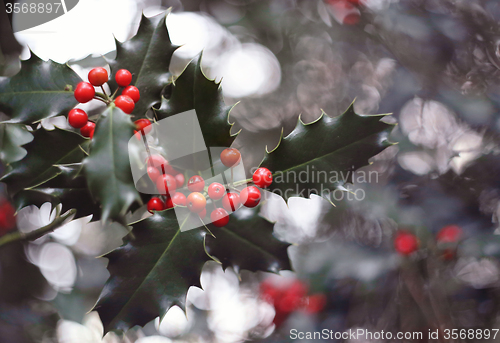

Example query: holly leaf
[260,104,395,202]
[13,164,101,221]
[205,207,292,274]
[94,210,210,333]
[0,128,86,194]
[83,106,140,224]
[155,55,236,148]
[0,53,81,124]
[0,123,33,164]
[106,12,178,117]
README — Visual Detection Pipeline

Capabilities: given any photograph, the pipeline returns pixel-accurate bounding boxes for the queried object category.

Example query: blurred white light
[455,258,500,289]
[17,202,56,235]
[14,0,139,63]
[156,306,189,338]
[211,43,281,98]
[398,151,434,175]
[38,242,77,291]
[166,12,226,60]
[135,337,173,343]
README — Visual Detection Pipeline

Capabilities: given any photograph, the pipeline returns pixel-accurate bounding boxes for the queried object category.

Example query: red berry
[146,155,168,169]
[68,108,88,129]
[198,208,207,219]
[343,13,360,25]
[188,175,205,192]
[115,95,135,114]
[240,186,261,208]
[253,167,273,188]
[220,148,241,167]
[115,69,132,87]
[394,231,419,255]
[286,280,308,299]
[0,200,16,234]
[187,192,206,213]
[222,192,241,212]
[208,182,225,200]
[147,166,160,182]
[165,197,174,209]
[260,283,282,305]
[74,82,95,103]
[80,121,96,139]
[437,225,463,243]
[156,174,177,196]
[122,85,140,103]
[171,192,187,206]
[175,173,185,188]
[134,119,151,135]
[88,67,108,87]
[276,293,302,313]
[211,208,229,227]
[147,197,164,213]
[302,294,327,314]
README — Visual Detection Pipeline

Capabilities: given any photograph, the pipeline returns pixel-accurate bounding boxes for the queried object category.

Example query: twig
[0,209,77,248]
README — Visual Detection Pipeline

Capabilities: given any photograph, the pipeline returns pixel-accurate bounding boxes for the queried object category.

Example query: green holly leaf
[0,53,81,124]
[106,12,178,117]
[83,106,140,224]
[155,55,236,148]
[0,128,86,194]
[0,123,33,164]
[13,164,101,221]
[94,210,210,334]
[260,104,395,202]
[205,207,292,274]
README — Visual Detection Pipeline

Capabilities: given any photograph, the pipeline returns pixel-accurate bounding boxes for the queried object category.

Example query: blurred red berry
[394,231,419,255]
[302,294,327,314]
[0,200,16,234]
[437,225,463,243]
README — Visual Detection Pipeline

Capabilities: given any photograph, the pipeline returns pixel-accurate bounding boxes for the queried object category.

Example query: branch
[0,208,77,248]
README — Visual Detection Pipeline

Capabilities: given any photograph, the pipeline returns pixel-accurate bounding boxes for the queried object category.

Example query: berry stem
[0,208,76,248]
[110,87,119,100]
[233,178,252,187]
[100,86,109,99]
[93,96,109,104]
[230,167,234,186]
[198,217,216,238]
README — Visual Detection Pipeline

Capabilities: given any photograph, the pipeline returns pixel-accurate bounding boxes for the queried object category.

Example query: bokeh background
[2,0,500,342]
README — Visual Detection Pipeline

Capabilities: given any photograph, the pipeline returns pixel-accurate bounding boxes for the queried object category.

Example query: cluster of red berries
[68,67,146,139]
[0,199,16,236]
[325,0,363,25]
[146,148,274,227]
[260,279,327,327]
[394,225,463,259]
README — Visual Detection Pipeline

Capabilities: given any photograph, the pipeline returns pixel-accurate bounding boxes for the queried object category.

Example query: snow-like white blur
[14,2,281,99]
[14,0,138,63]
[187,263,275,342]
[17,203,89,291]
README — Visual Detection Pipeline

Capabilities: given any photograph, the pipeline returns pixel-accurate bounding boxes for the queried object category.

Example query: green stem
[100,86,109,99]
[233,178,252,187]
[110,87,119,100]
[0,209,77,248]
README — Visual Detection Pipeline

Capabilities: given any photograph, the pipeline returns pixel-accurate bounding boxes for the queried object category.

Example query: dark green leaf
[0,123,33,164]
[205,207,292,274]
[94,209,210,333]
[0,53,81,124]
[13,164,101,221]
[260,104,395,202]
[106,12,178,116]
[0,128,86,194]
[155,55,236,148]
[83,106,140,223]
